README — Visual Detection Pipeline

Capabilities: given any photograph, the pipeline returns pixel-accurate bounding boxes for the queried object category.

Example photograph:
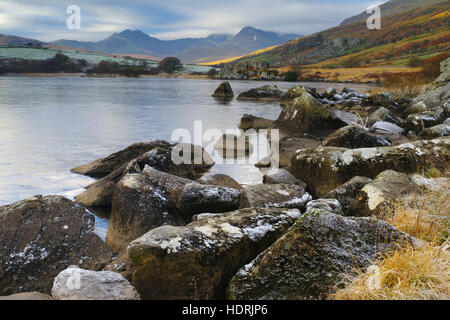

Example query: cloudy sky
[0,0,386,41]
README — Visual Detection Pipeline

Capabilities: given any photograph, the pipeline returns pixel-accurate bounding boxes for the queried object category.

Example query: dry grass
[198,45,280,66]
[330,184,450,300]
[382,72,428,99]
[331,243,450,300]
[385,190,449,244]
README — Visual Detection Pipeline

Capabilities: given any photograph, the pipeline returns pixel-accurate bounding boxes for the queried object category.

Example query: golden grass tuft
[331,243,450,300]
[330,183,449,300]
[385,190,449,244]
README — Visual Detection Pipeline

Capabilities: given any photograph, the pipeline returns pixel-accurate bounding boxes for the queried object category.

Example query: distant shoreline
[0,72,213,79]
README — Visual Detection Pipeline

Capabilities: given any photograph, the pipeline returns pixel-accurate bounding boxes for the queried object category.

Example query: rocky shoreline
[0,58,448,300]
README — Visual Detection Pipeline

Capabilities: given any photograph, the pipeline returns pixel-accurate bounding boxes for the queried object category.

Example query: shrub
[158,57,183,74]
[207,68,219,78]
[407,56,422,67]
[342,56,362,68]
[382,72,426,98]
[420,52,450,81]
[284,71,298,82]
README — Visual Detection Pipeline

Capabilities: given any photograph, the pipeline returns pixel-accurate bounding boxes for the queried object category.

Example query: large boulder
[51,267,140,300]
[237,85,283,101]
[106,173,186,253]
[322,125,392,148]
[0,195,112,295]
[322,176,372,209]
[212,81,234,98]
[280,85,317,107]
[346,170,422,217]
[197,173,242,190]
[289,138,450,197]
[71,140,171,178]
[227,210,415,300]
[273,92,347,138]
[238,114,274,130]
[75,144,214,208]
[178,183,245,219]
[127,207,302,300]
[243,184,311,210]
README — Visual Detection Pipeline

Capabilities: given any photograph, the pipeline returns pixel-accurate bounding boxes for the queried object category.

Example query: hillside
[0,34,44,46]
[235,1,449,69]
[52,27,302,64]
[341,0,448,25]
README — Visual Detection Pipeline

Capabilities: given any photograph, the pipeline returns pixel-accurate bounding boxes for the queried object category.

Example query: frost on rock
[243,184,311,211]
[127,207,301,300]
[0,195,111,296]
[178,183,244,218]
[227,210,416,300]
[290,137,450,197]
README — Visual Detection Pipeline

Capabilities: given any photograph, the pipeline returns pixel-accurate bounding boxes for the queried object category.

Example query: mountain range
[235,0,450,68]
[52,27,302,64]
[340,0,448,25]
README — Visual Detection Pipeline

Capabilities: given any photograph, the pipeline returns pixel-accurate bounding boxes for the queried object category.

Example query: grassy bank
[331,183,450,300]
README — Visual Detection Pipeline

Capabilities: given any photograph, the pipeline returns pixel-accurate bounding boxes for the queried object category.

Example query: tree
[207,68,218,78]
[158,57,182,74]
[284,71,298,82]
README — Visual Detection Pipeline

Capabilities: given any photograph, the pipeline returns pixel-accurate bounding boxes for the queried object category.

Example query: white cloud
[0,0,380,41]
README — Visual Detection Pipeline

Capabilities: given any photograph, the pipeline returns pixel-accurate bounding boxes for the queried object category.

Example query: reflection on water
[0,76,375,238]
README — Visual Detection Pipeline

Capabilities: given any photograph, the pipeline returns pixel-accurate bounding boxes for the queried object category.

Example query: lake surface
[0,76,375,238]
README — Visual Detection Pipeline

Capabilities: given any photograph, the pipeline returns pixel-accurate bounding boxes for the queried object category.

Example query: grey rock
[106,173,185,253]
[0,195,112,295]
[405,107,446,133]
[238,114,274,130]
[178,183,245,219]
[306,199,343,215]
[71,139,171,178]
[368,107,404,127]
[347,170,422,217]
[237,85,283,101]
[197,173,242,190]
[322,125,392,148]
[323,176,372,209]
[212,81,234,97]
[419,124,450,139]
[243,184,311,210]
[51,267,140,300]
[289,138,450,197]
[227,210,416,300]
[128,207,302,299]
[263,168,306,187]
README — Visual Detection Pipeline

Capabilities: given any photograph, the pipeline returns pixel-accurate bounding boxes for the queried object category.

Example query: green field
[0,47,212,73]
